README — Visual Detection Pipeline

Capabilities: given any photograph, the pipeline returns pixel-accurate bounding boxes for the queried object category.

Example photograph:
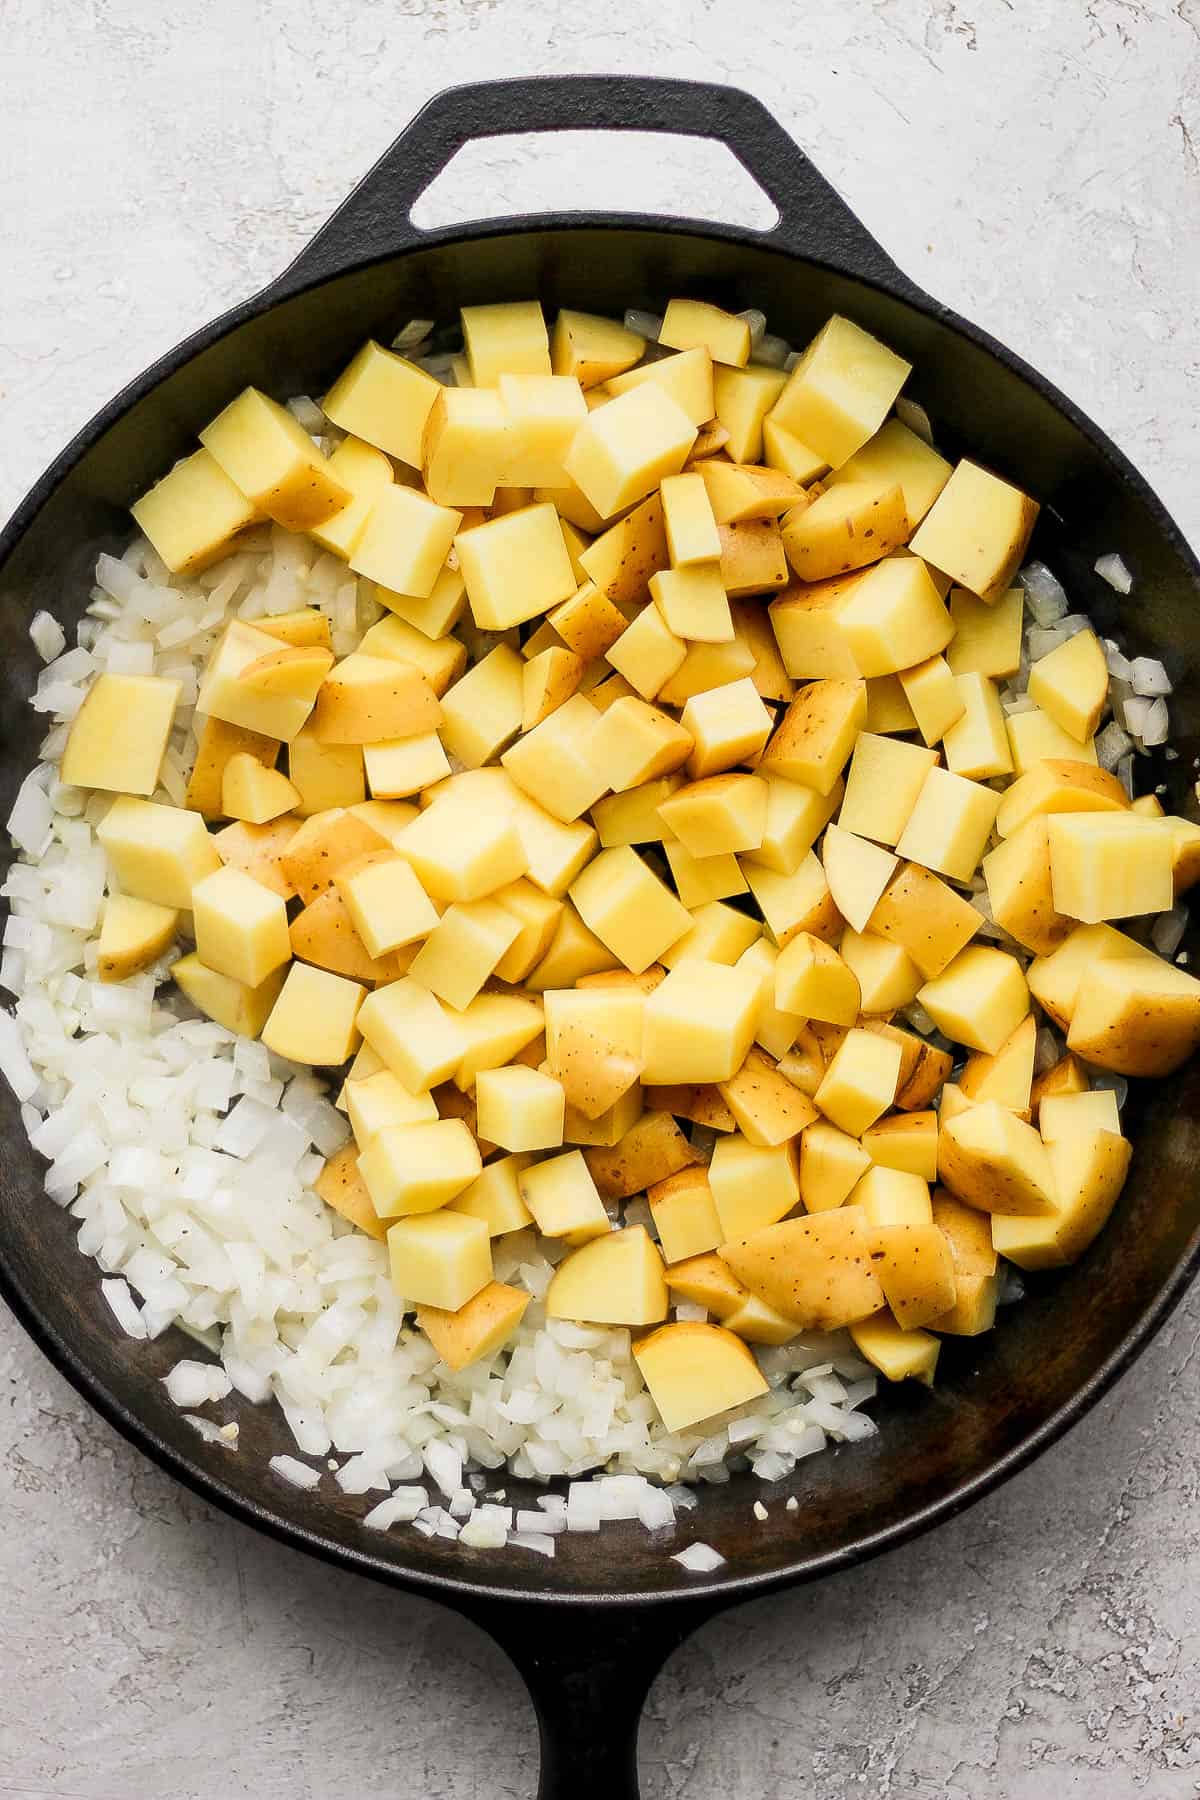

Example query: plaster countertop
[2,3,1198,1795]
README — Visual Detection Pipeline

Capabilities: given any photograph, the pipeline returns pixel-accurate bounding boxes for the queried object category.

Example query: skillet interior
[1,221,1198,1609]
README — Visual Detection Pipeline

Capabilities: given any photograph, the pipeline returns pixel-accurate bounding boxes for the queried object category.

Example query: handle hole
[409,131,780,234]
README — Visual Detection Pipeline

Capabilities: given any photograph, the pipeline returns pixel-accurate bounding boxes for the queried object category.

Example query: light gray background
[2,2,1199,1795]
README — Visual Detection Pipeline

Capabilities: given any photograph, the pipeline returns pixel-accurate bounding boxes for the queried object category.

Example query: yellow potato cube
[774,932,860,1024]
[819,824,898,934]
[221,754,300,825]
[173,952,285,1039]
[97,894,178,983]
[1067,954,1200,1076]
[61,672,180,797]
[416,1280,530,1371]
[826,417,951,527]
[420,387,509,506]
[769,315,911,468]
[542,983,645,1070]
[436,644,524,770]
[359,1118,482,1218]
[592,775,681,848]
[718,518,790,597]
[947,584,1024,677]
[835,556,953,676]
[372,569,468,651]
[1026,921,1152,1030]
[839,731,938,846]
[605,604,688,701]
[279,808,388,904]
[941,673,1013,780]
[839,928,923,1013]
[583,1110,697,1199]
[699,461,805,526]
[719,1206,884,1329]
[518,1148,609,1241]
[456,503,576,629]
[815,1027,902,1136]
[475,1064,564,1152]
[660,471,722,567]
[488,879,563,984]
[1031,1051,1090,1116]
[462,300,551,385]
[186,716,281,820]
[767,573,862,681]
[850,1311,939,1384]
[577,492,668,605]
[995,758,1126,839]
[452,991,544,1090]
[909,459,1039,602]
[660,905,759,977]
[290,885,412,985]
[345,1069,438,1151]
[521,646,585,732]
[191,863,290,989]
[1005,707,1097,776]
[709,1133,801,1240]
[760,678,867,794]
[407,900,519,1010]
[1047,812,1174,922]
[931,1187,998,1276]
[895,766,1000,884]
[927,1269,999,1336]
[633,1321,767,1432]
[660,297,751,366]
[741,849,840,948]
[309,436,395,559]
[938,1102,1057,1216]
[781,480,909,583]
[131,448,260,575]
[199,387,349,530]
[898,655,965,746]
[590,700,693,798]
[335,854,439,958]
[663,1253,748,1318]
[730,596,795,706]
[347,799,419,847]
[851,1165,933,1227]
[362,733,450,800]
[564,382,696,519]
[357,977,464,1090]
[751,775,842,876]
[570,846,691,972]
[551,308,644,388]
[981,818,1073,955]
[498,373,588,487]
[605,346,714,427]
[990,1128,1131,1270]
[680,676,773,779]
[97,797,220,910]
[866,861,981,978]
[864,675,918,734]
[917,944,1029,1055]
[641,958,761,1084]
[213,816,300,900]
[1039,1089,1121,1141]
[761,412,825,483]
[322,340,441,466]
[262,961,364,1066]
[647,1166,724,1262]
[650,563,733,643]
[861,1112,938,1181]
[501,693,607,823]
[286,728,365,816]
[658,637,758,708]
[658,774,768,858]
[717,1046,818,1147]
[448,1153,535,1237]
[869,1221,958,1330]
[546,1225,668,1326]
[545,587,625,668]
[661,840,745,910]
[313,1143,387,1240]
[197,620,326,742]
[388,1209,492,1311]
[397,793,527,901]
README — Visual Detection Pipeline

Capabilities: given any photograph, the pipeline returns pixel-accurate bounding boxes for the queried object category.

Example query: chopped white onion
[1094,553,1133,594]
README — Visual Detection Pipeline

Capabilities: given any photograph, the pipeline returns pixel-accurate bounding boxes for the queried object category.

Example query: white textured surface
[1,3,1199,1795]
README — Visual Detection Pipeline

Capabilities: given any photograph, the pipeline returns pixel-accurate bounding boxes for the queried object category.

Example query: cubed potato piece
[743,850,842,950]
[1067,954,1200,1075]
[322,340,441,465]
[221,754,300,825]
[861,1113,938,1181]
[196,620,328,742]
[199,387,349,530]
[898,655,965,746]
[97,894,178,983]
[186,716,281,820]
[545,1012,640,1121]
[419,387,509,506]
[814,1028,902,1136]
[1026,627,1108,743]
[735,939,802,1059]
[213,816,299,900]
[291,885,413,984]
[991,1127,1131,1268]
[866,675,917,735]
[314,1142,387,1241]
[499,373,589,487]
[311,655,441,747]
[436,644,523,770]
[61,672,180,797]
[760,678,867,794]
[563,1083,645,1148]
[489,880,563,984]
[462,301,551,385]
[836,556,953,676]
[592,775,682,848]
[408,899,518,1010]
[995,758,1128,839]
[455,502,577,630]
[826,417,951,527]
[662,901,761,972]
[723,1294,806,1345]
[774,932,860,1025]
[358,612,468,701]
[192,863,290,989]
[650,563,733,643]
[918,945,1029,1055]
[663,1254,749,1319]
[1047,812,1174,923]
[551,309,644,388]
[565,382,696,519]
[781,479,908,583]
[1039,1089,1121,1140]
[751,776,842,877]
[850,1311,939,1383]
[866,862,981,979]
[1006,707,1097,775]
[634,1320,768,1431]
[660,471,722,567]
[262,961,364,1066]
[363,734,451,800]
[309,436,394,560]
[603,606,686,703]
[895,767,1000,884]
[840,929,923,1013]
[658,636,759,706]
[501,692,608,823]
[761,414,826,484]
[662,841,745,910]
[720,1205,884,1329]
[475,1064,564,1152]
[577,493,669,606]
[546,1225,668,1326]
[570,846,691,973]
[658,774,768,857]
[605,345,714,428]
[909,460,1039,602]
[287,728,365,816]
[521,646,585,732]
[591,699,693,797]
[345,1069,438,1150]
[280,808,389,904]
[417,1280,530,1371]
[820,824,898,934]
[698,460,806,525]
[131,448,260,575]
[982,818,1075,955]
[938,1101,1057,1215]
[97,797,220,909]
[584,1110,697,1199]
[730,596,796,706]
[452,991,545,1090]
[332,854,438,960]
[526,904,621,989]
[931,1186,998,1276]
[839,731,938,846]
[768,573,863,680]
[716,1047,818,1147]
[947,583,1024,678]
[397,793,527,901]
[357,976,464,1090]
[927,1267,999,1335]
[708,1134,800,1240]
[173,952,286,1039]
[769,315,911,468]
[646,1167,723,1262]
[518,1148,609,1243]
[448,1153,535,1237]
[1027,922,1153,1030]
[348,485,461,599]
[868,1222,957,1329]
[358,1118,483,1219]
[640,958,761,1085]
[660,297,750,366]
[547,586,628,669]
[959,1013,1037,1112]
[1030,1051,1089,1118]
[941,674,1013,780]
[388,1209,492,1311]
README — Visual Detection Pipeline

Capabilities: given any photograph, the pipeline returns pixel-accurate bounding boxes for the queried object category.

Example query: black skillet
[1,75,1198,1800]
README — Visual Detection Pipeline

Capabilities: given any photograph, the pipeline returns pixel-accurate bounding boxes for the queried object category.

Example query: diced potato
[716,1047,818,1147]
[388,1209,492,1312]
[673,680,771,782]
[918,945,1029,1054]
[448,1154,535,1237]
[417,1280,530,1371]
[717,518,789,598]
[462,301,551,386]
[938,1101,1057,1215]
[898,655,965,746]
[633,1320,768,1432]
[1006,707,1097,775]
[931,1186,998,1277]
[186,716,280,820]
[220,753,299,825]
[663,1254,748,1319]
[606,346,715,428]
[345,1069,438,1150]
[452,991,544,1090]
[947,583,1023,678]
[436,644,523,770]
[287,728,365,816]
[781,479,908,583]
[826,418,951,527]
[173,952,285,1039]
[959,1013,1037,1113]
[197,620,327,741]
[280,807,389,904]
[981,818,1074,955]
[1047,812,1174,922]
[761,414,826,484]
[61,672,180,797]
[569,846,690,973]
[839,928,923,1012]
[895,766,1000,884]
[498,372,589,488]
[1030,1051,1089,1118]
[577,493,669,606]
[1067,955,1200,1076]
[768,573,863,680]
[941,673,1012,780]
[544,1009,640,1121]
[658,637,758,707]
[1039,1089,1121,1140]
[769,315,911,468]
[662,901,761,971]
[322,340,441,465]
[660,297,750,366]
[760,678,866,795]
[991,1127,1131,1268]
[869,1222,957,1329]
[663,841,747,910]
[729,598,795,708]
[591,776,680,849]
[348,485,461,599]
[310,436,395,559]
[862,1112,938,1181]
[363,734,451,800]
[312,654,444,750]
[359,1118,483,1218]
[657,774,766,858]
[835,556,953,676]
[476,1064,565,1152]
[314,1143,387,1241]
[839,731,938,846]
[489,880,563,983]
[526,904,621,989]
[850,1311,939,1383]
[131,448,259,575]
[357,977,464,1090]
[909,460,1039,602]
[650,563,733,642]
[419,387,508,506]
[97,894,178,983]
[774,932,859,1024]
[521,646,584,731]
[291,886,413,983]
[213,816,299,899]
[200,387,349,530]
[995,758,1128,839]
[262,961,364,1066]
[723,1294,805,1345]
[748,776,841,877]
[819,823,898,934]
[551,309,644,387]
[396,792,527,901]
[334,854,442,961]
[719,1206,884,1329]
[814,1027,902,1136]
[546,1225,668,1326]
[644,1169,722,1265]
[1027,627,1108,742]
[356,611,468,696]
[192,863,290,989]
[97,797,220,910]
[708,1134,800,1240]
[502,692,608,822]
[660,471,722,567]
[866,862,981,978]
[735,939,804,1059]
[590,699,693,797]
[740,850,840,949]
[1026,921,1154,1030]
[563,1085,645,1148]
[517,1148,610,1243]
[584,1111,697,1199]
[455,503,577,630]
[641,958,761,1084]
[698,460,806,525]
[565,382,696,520]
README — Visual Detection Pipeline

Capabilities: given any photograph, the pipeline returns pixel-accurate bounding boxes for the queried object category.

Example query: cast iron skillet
[1,74,1198,1800]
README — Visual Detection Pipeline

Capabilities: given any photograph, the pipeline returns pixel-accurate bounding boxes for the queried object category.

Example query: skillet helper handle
[273,74,913,294]
[472,1598,709,1800]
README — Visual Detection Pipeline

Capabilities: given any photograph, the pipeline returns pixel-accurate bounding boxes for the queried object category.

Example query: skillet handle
[272,74,915,296]
[470,1596,712,1800]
